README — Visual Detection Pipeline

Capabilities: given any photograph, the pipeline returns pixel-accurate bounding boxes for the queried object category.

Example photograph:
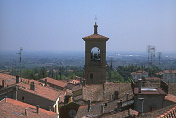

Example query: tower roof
[82,22,109,41]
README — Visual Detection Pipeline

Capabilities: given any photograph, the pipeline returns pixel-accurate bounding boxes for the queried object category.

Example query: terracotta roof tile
[0,73,16,86]
[131,70,148,75]
[0,98,57,118]
[69,79,80,85]
[0,73,66,102]
[72,85,82,92]
[41,77,67,88]
[157,105,176,118]
[83,34,109,40]
[163,70,176,74]
[82,83,133,102]
[141,104,176,118]
[83,84,103,102]
[17,79,65,101]
[100,109,138,118]
[156,72,164,75]
[165,94,176,103]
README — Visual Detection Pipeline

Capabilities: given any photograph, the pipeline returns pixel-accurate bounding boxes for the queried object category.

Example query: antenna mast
[147,45,155,66]
[158,52,162,65]
[17,47,23,76]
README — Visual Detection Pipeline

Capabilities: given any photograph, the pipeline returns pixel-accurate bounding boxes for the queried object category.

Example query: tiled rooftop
[68,79,80,85]
[131,70,148,75]
[83,34,109,40]
[41,77,67,88]
[100,109,138,118]
[75,98,135,118]
[157,105,176,118]
[165,94,176,103]
[140,104,176,118]
[0,73,66,102]
[17,79,65,101]
[163,70,176,74]
[82,82,133,102]
[0,98,57,118]
[168,83,176,96]
[0,73,16,87]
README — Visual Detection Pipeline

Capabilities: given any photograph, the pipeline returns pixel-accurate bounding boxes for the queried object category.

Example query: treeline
[10,65,161,82]
[107,65,161,82]
[10,66,84,80]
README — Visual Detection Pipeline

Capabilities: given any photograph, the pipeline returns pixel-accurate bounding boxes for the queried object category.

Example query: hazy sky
[0,0,176,53]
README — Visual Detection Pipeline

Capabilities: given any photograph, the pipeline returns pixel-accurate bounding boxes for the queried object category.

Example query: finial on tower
[94,16,98,34]
[94,22,98,34]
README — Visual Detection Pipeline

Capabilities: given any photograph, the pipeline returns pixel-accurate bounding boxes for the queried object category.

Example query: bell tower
[82,22,109,84]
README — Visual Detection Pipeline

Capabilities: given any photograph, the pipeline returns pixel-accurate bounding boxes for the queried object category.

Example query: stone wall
[134,94,165,113]
[82,84,103,102]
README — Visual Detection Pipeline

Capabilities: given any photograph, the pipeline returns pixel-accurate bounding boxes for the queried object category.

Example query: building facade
[162,70,176,83]
[131,70,148,82]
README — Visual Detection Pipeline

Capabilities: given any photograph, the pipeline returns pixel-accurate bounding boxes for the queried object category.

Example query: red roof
[134,87,166,95]
[17,79,65,101]
[156,72,164,75]
[163,70,176,74]
[41,77,67,88]
[0,73,65,102]
[165,94,176,103]
[69,79,80,85]
[72,85,82,92]
[131,70,148,75]
[0,73,16,86]
[83,34,109,40]
[100,109,138,118]
[157,105,176,118]
[0,98,57,118]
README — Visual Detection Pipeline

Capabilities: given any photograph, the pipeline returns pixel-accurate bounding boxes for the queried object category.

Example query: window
[90,73,93,79]
[151,106,156,112]
[22,96,24,101]
[91,47,101,61]
[114,91,119,100]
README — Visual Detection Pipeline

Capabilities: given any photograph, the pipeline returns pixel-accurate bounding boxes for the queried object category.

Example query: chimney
[15,85,18,100]
[120,99,122,111]
[88,100,91,112]
[30,82,35,91]
[2,80,7,88]
[126,93,129,101]
[80,77,82,85]
[128,109,131,116]
[5,96,7,102]
[138,79,142,93]
[101,104,104,114]
[48,106,52,111]
[117,99,122,112]
[16,75,20,83]
[110,94,114,101]
[25,108,28,116]
[138,98,144,115]
[82,79,86,86]
[44,79,47,86]
[36,105,40,114]
[114,91,119,100]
